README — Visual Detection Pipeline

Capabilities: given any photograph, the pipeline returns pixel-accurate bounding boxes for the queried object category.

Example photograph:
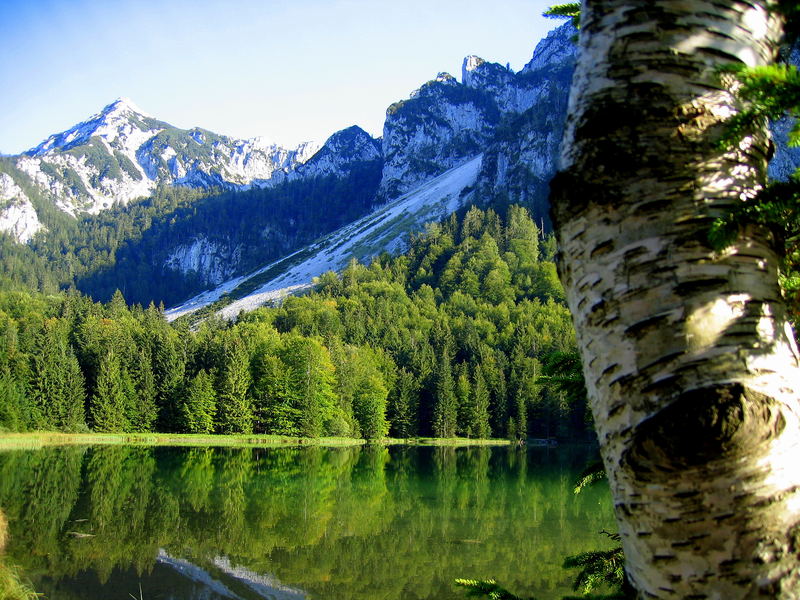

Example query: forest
[0,205,590,442]
[0,158,383,307]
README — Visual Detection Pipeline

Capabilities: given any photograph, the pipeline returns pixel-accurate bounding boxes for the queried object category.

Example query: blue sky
[0,0,560,154]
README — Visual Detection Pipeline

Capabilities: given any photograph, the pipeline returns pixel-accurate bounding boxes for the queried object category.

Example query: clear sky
[0,0,560,155]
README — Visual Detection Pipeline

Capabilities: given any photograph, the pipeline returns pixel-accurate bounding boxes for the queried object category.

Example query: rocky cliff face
[164,235,243,287]
[162,126,383,287]
[291,126,381,180]
[474,23,578,228]
[0,173,42,243]
[376,23,578,209]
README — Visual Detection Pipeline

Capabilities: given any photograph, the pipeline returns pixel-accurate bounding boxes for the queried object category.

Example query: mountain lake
[0,444,615,599]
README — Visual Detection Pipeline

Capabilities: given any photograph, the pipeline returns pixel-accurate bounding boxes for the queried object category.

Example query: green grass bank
[0,431,511,451]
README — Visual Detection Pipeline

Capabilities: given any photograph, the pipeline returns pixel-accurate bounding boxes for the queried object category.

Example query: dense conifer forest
[0,159,383,307]
[0,205,590,441]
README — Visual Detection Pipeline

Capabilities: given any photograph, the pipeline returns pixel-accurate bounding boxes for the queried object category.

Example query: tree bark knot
[622,383,784,478]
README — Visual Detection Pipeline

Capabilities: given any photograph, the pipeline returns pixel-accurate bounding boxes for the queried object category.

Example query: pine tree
[280,335,337,438]
[471,366,491,439]
[181,369,217,434]
[389,368,418,438]
[28,324,85,431]
[353,374,389,440]
[0,370,29,431]
[128,347,158,432]
[432,354,457,438]
[216,337,253,434]
[90,350,127,432]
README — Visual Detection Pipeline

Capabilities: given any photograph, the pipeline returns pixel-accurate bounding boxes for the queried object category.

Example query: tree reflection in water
[0,445,614,600]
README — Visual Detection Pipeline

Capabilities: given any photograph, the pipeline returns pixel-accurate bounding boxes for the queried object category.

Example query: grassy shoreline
[0,431,511,451]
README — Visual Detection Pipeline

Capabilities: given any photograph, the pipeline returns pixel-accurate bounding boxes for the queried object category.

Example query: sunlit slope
[165,155,483,321]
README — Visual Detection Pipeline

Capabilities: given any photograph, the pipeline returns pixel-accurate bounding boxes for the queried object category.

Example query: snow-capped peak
[27,97,160,156]
[100,97,152,118]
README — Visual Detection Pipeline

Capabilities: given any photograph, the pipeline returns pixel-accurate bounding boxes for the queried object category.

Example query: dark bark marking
[674,277,729,296]
[590,239,615,258]
[673,490,700,499]
[625,314,670,340]
[713,512,735,523]
[609,402,626,418]
[641,373,680,394]
[602,363,621,378]
[653,555,678,563]
[622,383,784,479]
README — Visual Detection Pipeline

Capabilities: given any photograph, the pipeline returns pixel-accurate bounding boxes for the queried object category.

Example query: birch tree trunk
[549,1,800,597]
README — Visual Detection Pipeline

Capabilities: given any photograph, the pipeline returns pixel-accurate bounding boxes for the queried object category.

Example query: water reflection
[0,445,614,600]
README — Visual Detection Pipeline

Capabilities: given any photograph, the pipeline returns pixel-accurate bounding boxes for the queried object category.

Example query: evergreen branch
[563,547,626,594]
[573,460,606,494]
[454,578,535,600]
[543,3,580,28]
[718,63,800,149]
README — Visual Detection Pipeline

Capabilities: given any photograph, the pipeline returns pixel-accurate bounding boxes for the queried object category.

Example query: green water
[0,445,615,600]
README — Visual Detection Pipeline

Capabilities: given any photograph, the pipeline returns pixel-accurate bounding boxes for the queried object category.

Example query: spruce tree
[181,369,217,434]
[472,366,492,440]
[432,354,457,438]
[90,350,127,432]
[216,337,253,434]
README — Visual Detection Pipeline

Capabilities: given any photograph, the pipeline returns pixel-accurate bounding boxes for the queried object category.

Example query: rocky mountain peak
[293,126,381,179]
[101,97,151,118]
[463,55,485,74]
[26,97,164,157]
[521,23,578,74]
[462,55,514,90]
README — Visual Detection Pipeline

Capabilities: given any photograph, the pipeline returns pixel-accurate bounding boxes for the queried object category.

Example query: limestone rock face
[377,23,579,219]
[0,173,42,243]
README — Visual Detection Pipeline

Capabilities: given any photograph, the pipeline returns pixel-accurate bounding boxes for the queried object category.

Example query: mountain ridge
[1,23,582,312]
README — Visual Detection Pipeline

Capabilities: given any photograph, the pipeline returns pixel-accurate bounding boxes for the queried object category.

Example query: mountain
[159,126,383,290]
[376,23,577,223]
[166,156,484,321]
[0,97,320,238]
[1,23,581,310]
[0,172,41,243]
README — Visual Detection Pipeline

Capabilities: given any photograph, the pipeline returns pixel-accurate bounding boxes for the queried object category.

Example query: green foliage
[719,63,800,148]
[0,371,29,432]
[543,3,580,28]
[181,369,217,433]
[563,546,626,595]
[455,578,533,600]
[215,336,253,434]
[708,180,800,323]
[573,461,607,495]
[89,350,128,432]
[0,562,39,600]
[712,58,800,327]
[0,205,590,441]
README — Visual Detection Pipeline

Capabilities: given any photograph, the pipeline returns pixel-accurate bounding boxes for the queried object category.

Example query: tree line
[0,205,589,441]
[0,159,383,308]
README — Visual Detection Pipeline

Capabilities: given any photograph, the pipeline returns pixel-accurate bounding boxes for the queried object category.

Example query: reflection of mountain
[156,552,308,600]
[32,551,307,600]
[0,445,615,600]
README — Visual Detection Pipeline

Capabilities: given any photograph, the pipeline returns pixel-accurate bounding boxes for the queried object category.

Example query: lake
[0,444,615,599]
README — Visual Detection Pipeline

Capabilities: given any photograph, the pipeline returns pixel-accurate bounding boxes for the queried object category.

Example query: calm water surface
[0,444,614,600]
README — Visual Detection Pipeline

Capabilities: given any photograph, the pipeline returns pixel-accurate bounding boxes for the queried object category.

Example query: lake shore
[0,432,511,450]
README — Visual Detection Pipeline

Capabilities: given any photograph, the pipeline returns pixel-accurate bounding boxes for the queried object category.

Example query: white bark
[550,1,800,597]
